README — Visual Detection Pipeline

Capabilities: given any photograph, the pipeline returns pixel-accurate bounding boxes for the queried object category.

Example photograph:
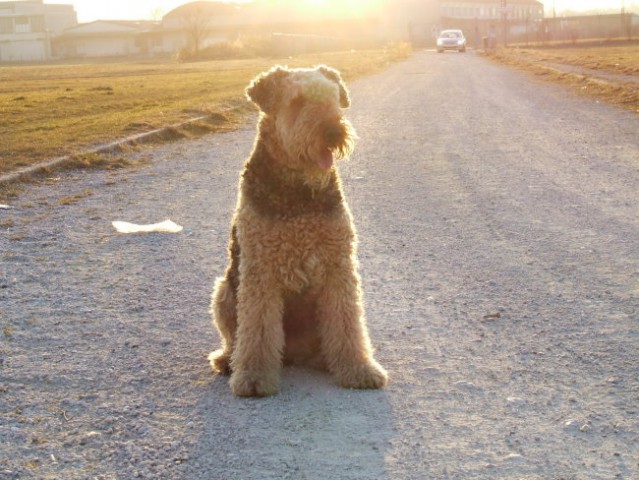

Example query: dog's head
[246,65,355,172]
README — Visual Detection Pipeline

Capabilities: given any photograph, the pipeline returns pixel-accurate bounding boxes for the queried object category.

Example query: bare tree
[180,3,214,58]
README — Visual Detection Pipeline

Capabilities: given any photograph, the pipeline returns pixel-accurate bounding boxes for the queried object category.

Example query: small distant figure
[489,24,497,50]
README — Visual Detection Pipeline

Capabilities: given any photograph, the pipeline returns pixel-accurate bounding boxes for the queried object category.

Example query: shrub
[177,36,276,62]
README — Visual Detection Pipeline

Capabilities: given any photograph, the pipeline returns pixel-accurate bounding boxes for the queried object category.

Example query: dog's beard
[332,119,356,159]
[273,109,356,177]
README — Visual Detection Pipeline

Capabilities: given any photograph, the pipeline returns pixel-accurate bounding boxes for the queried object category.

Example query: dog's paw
[337,360,388,390]
[230,370,280,397]
[208,349,232,376]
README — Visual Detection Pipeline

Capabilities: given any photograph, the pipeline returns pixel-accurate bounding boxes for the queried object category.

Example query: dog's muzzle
[324,124,346,148]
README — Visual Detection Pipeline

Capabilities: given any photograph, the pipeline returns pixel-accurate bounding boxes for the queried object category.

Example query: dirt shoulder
[485,45,639,114]
[1,51,638,479]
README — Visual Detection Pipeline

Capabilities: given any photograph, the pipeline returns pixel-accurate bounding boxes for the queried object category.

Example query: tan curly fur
[208,65,387,397]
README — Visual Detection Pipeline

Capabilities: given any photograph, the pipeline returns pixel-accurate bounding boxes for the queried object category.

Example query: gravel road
[1,50,638,479]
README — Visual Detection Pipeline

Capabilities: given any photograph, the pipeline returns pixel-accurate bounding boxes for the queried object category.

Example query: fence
[539,13,638,44]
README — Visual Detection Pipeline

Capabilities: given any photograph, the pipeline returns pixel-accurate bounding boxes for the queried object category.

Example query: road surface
[1,50,638,479]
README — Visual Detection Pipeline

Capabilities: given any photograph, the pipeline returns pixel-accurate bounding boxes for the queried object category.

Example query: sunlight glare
[295,0,384,18]
[70,0,638,25]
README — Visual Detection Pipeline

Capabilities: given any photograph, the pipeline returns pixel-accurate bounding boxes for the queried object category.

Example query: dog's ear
[316,65,350,108]
[245,66,289,113]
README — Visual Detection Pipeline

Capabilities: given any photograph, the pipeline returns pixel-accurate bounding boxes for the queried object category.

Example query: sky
[61,0,635,23]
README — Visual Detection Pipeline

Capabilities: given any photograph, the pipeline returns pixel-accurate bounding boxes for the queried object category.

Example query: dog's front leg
[316,268,387,390]
[230,272,285,397]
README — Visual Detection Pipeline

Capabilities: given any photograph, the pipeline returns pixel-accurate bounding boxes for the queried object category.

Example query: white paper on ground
[0,204,12,209]
[112,219,183,234]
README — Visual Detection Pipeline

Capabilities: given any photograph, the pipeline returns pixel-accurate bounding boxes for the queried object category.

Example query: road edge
[0,114,216,186]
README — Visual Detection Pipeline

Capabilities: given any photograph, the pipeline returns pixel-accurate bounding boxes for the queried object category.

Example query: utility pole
[501,0,507,47]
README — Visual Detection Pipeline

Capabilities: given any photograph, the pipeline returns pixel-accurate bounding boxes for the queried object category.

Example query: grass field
[519,43,639,75]
[0,45,410,176]
[486,42,639,114]
[3,42,636,180]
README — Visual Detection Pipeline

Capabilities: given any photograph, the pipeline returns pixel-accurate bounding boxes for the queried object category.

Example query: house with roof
[0,0,76,61]
[51,2,254,59]
[52,20,160,58]
[153,1,245,56]
[50,0,383,60]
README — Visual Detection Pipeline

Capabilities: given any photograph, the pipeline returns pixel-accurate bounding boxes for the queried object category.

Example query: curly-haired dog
[209,65,387,397]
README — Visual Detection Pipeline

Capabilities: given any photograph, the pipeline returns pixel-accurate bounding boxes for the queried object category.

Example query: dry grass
[532,45,639,76]
[484,42,639,114]
[58,189,94,206]
[0,44,411,176]
[0,182,23,201]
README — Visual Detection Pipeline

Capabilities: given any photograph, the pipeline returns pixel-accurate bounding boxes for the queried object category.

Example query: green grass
[0,44,412,176]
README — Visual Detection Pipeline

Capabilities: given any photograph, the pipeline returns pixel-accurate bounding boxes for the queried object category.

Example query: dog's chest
[242,212,353,293]
[282,215,352,291]
[238,150,354,292]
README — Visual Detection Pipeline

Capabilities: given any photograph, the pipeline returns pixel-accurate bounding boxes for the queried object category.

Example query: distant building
[439,0,544,22]
[0,0,76,61]
[158,1,245,55]
[3,0,635,62]
[52,20,160,58]
[50,2,250,59]
[50,1,383,60]
[389,0,440,45]
[411,0,545,46]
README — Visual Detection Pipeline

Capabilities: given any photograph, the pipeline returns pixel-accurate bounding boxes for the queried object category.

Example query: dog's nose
[324,125,344,147]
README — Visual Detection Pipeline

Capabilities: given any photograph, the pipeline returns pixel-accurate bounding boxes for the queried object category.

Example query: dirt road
[1,51,638,479]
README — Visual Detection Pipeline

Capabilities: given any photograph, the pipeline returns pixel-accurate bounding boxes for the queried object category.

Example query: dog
[208,65,387,397]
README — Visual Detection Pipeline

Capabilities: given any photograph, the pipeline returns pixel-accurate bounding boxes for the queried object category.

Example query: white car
[437,29,466,53]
